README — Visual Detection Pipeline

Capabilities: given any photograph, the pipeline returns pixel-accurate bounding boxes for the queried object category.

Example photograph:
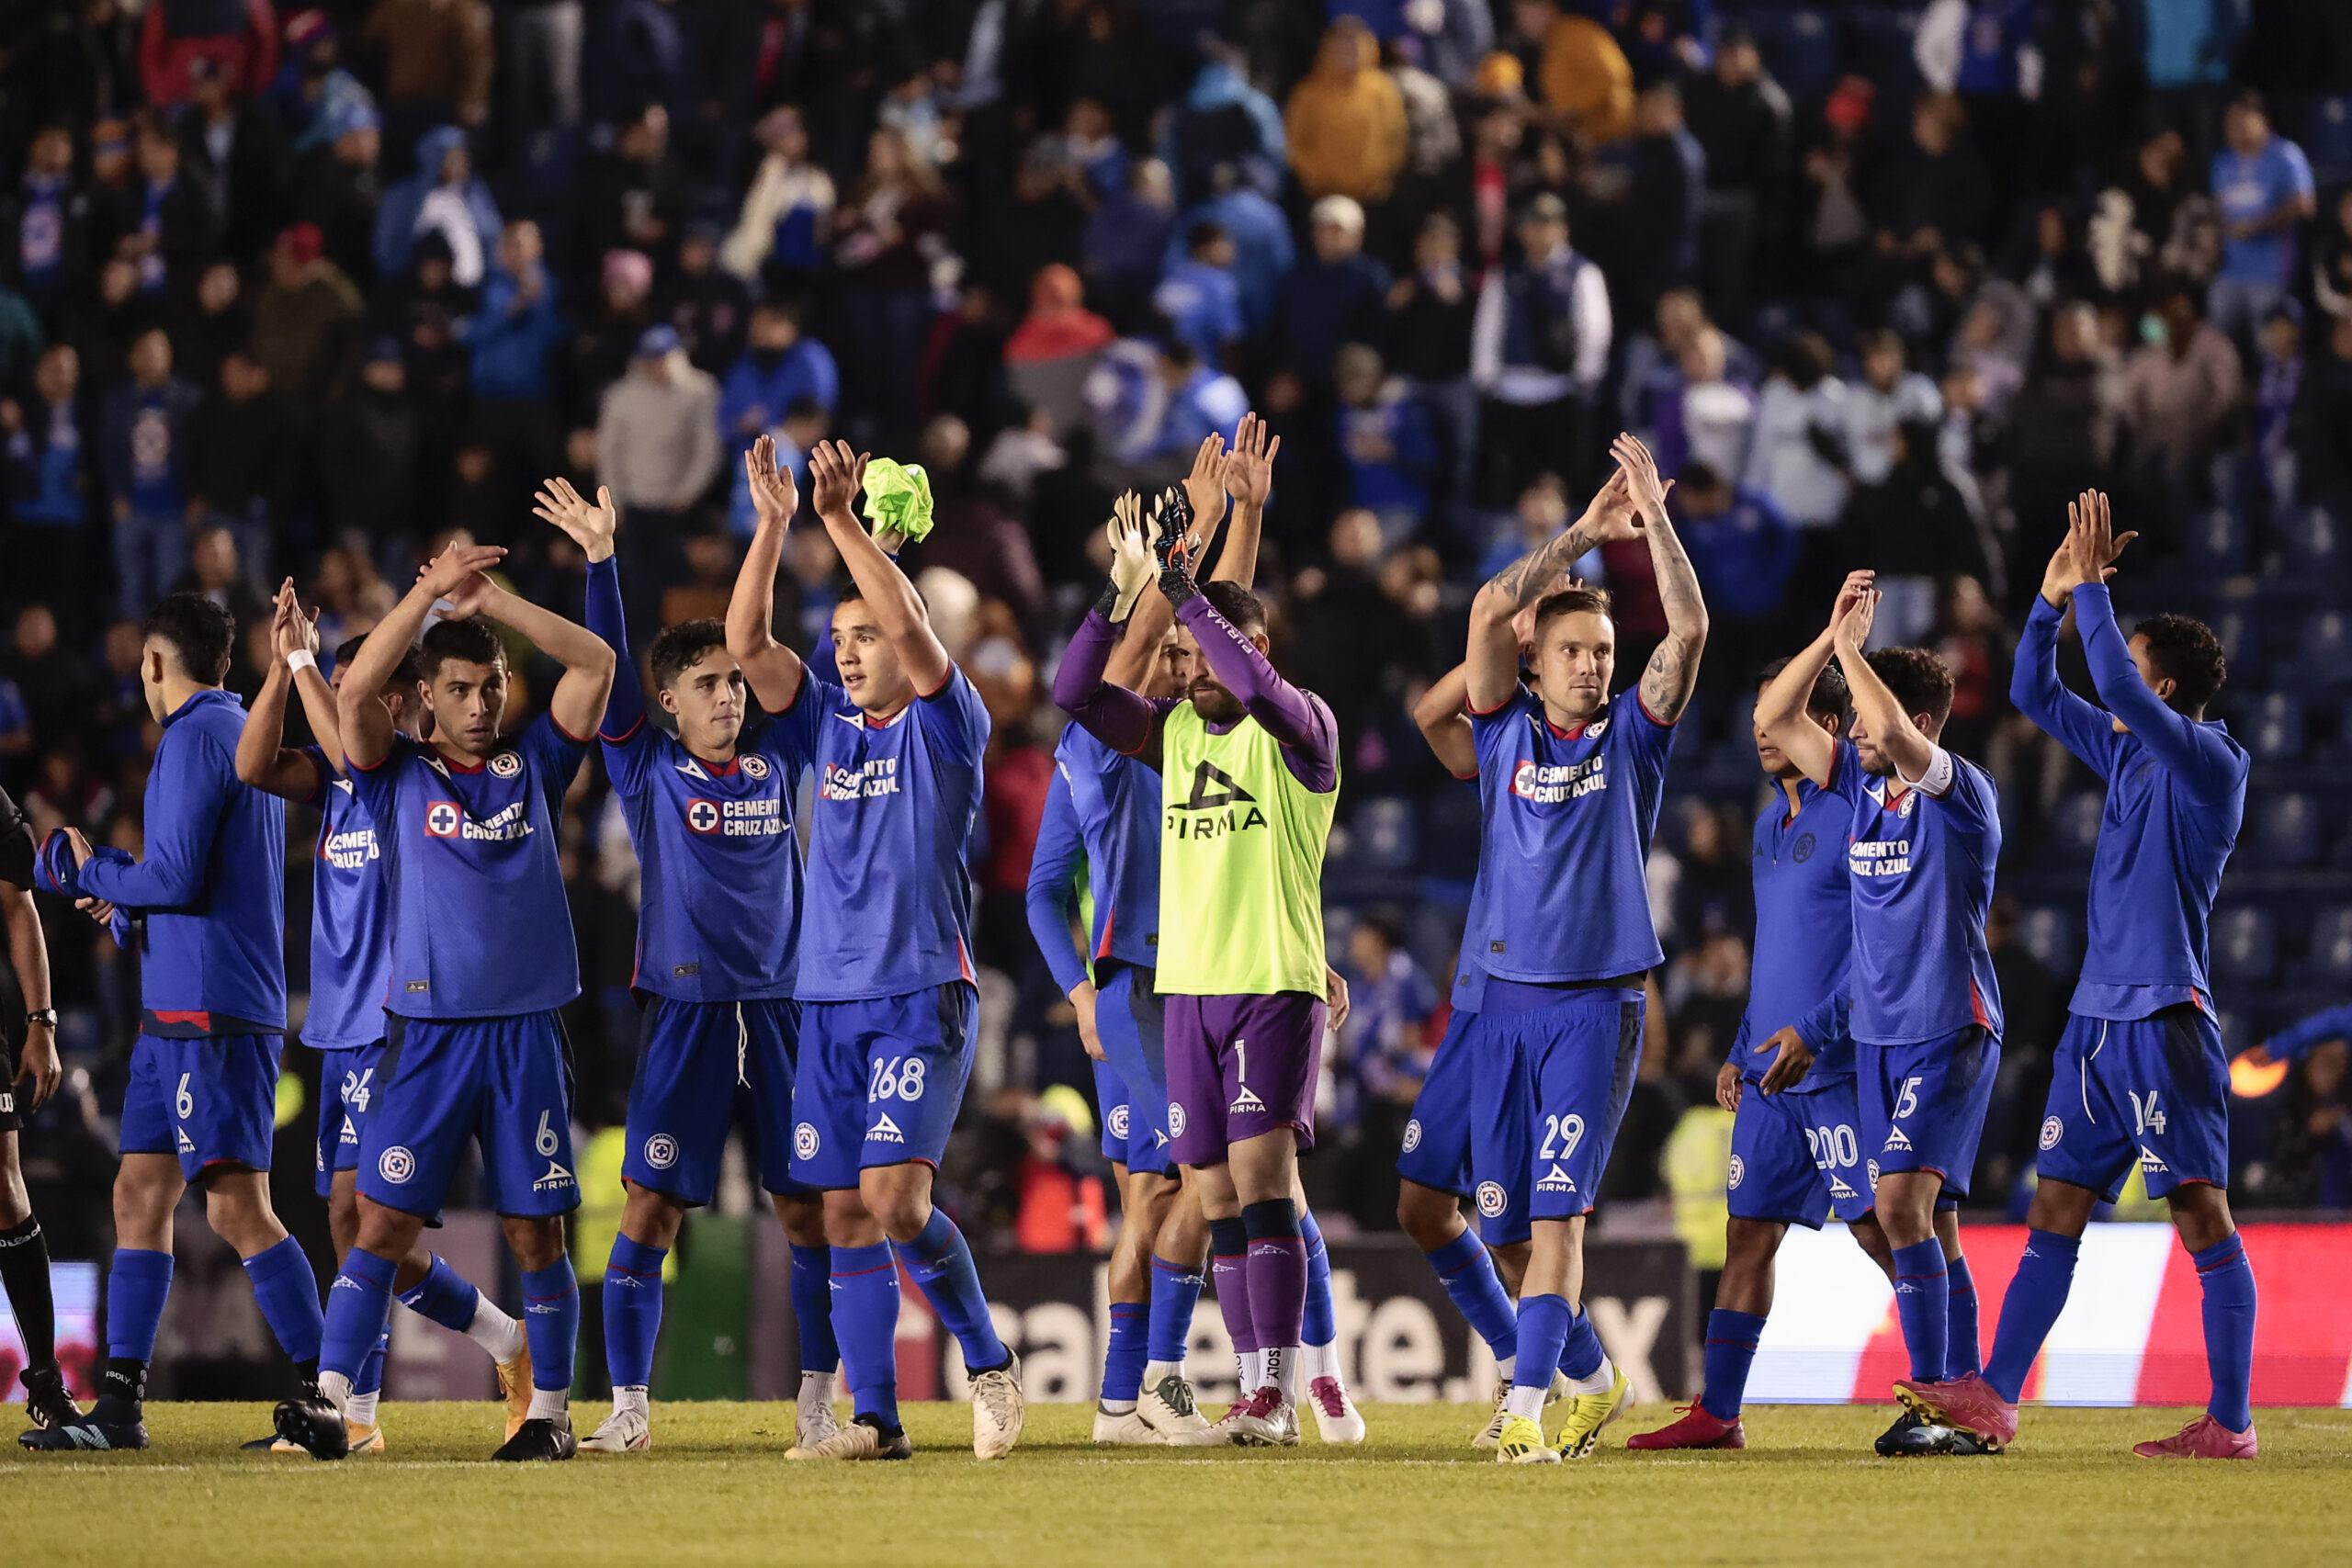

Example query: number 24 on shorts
[869,1055,927,1103]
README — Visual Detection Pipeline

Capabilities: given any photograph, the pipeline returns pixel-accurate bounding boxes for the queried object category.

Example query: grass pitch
[10,1401,2350,1567]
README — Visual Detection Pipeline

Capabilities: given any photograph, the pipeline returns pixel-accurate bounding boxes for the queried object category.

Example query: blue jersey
[1466,685,1675,983]
[1738,741,1859,1089]
[1835,747,2004,1047]
[1055,721,1160,975]
[300,748,392,1050]
[77,689,287,1034]
[776,671,989,1002]
[1025,769,1090,998]
[2011,585,2247,1021]
[346,715,590,1020]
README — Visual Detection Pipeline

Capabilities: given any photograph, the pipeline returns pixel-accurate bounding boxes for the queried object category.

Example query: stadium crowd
[1,0,2350,1258]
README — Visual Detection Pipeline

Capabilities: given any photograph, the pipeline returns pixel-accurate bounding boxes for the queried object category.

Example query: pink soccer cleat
[1892,1372,2018,1451]
[2133,1415,2257,1460]
[1626,1404,1747,1450]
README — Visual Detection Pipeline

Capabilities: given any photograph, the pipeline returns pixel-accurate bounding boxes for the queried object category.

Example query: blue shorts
[356,1011,581,1219]
[121,1032,283,1181]
[1489,989,1645,1223]
[1397,1010,1532,1246]
[2035,1005,2227,1202]
[791,984,976,1189]
[1728,1071,1874,1227]
[1858,1027,2000,1201]
[624,997,810,1206]
[1093,964,1171,1176]
[314,1042,389,1197]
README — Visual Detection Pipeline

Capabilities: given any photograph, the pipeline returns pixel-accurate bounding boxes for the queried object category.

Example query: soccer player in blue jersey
[728,438,1024,1462]
[1758,571,2004,1458]
[1629,659,1896,1450]
[272,540,616,1462]
[1465,434,1707,1464]
[1918,491,2257,1461]
[0,783,71,1437]
[530,460,842,1455]
[231,586,533,1452]
[22,593,327,1453]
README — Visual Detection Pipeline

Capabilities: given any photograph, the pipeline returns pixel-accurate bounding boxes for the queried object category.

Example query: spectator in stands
[1675,461,1795,681]
[363,0,495,156]
[1159,50,1286,209]
[1333,344,1440,545]
[464,219,563,491]
[140,0,279,108]
[249,220,363,409]
[2120,279,2244,521]
[107,113,220,301]
[1682,25,1792,322]
[722,106,833,286]
[1846,330,1944,487]
[1274,195,1391,388]
[291,93,384,289]
[372,125,499,288]
[2301,312,2352,511]
[175,55,286,264]
[1384,210,1479,531]
[659,220,750,373]
[718,297,838,446]
[1163,162,1290,339]
[1610,80,1705,320]
[186,347,279,575]
[598,325,719,634]
[1153,223,1245,370]
[1515,0,1634,144]
[1004,264,1114,441]
[1674,327,1756,482]
[1742,332,1848,606]
[1283,17,1408,209]
[2,346,97,611]
[98,325,200,615]
[1473,191,1610,500]
[833,126,954,445]
[172,520,267,629]
[2208,89,2316,345]
[319,339,417,540]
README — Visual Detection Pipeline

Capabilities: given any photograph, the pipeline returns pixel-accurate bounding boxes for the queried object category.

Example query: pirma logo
[378,1145,416,1184]
[2040,1116,2064,1151]
[685,798,722,835]
[1400,1118,1422,1155]
[1727,1155,1746,1190]
[794,1122,820,1160]
[1475,1180,1507,1218]
[489,750,522,778]
[424,800,461,838]
[645,1134,679,1170]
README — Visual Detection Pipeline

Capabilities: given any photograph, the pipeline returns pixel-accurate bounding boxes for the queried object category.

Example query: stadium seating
[2300,906,2352,987]
[2248,693,2305,766]
[2211,906,2278,987]
[2245,792,2324,871]
[2017,905,2078,972]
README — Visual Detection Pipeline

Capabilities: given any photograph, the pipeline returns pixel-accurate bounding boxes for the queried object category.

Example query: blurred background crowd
[2,0,2350,1266]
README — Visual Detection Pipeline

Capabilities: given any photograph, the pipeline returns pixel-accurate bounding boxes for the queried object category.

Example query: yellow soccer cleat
[346,1422,386,1455]
[497,1343,535,1443]
[1553,1362,1630,1460]
[1494,1414,1560,1464]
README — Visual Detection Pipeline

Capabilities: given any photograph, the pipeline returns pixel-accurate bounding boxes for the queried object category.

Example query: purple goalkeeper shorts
[1164,990,1326,1167]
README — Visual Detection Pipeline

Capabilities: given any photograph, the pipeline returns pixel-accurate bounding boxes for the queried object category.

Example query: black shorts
[0,1031,20,1134]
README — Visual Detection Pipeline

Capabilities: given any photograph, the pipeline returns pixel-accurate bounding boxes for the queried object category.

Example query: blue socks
[242,1235,324,1370]
[1514,1292,1574,1397]
[1147,1254,1204,1365]
[1890,1239,1950,1384]
[105,1247,175,1366]
[831,1242,901,1427]
[519,1258,579,1393]
[1944,1255,1981,1379]
[1699,1308,1767,1420]
[1103,1302,1148,1403]
[603,1235,667,1391]
[356,1330,389,1399]
[892,1209,1009,1372]
[1984,1228,2079,1402]
[1559,1304,1605,1382]
[1424,1228,1518,1366]
[1300,1209,1335,1348]
[788,1244,839,1373]
[2194,1234,2257,1432]
[398,1254,483,1334]
[321,1247,398,1383]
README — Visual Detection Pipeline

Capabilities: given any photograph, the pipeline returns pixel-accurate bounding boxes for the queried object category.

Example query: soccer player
[272,540,616,1462]
[1757,570,2004,1458]
[543,459,842,1455]
[0,782,70,1435]
[23,593,326,1453]
[1915,491,2256,1460]
[1054,483,1340,1449]
[728,439,1024,1463]
[231,583,532,1452]
[1628,659,1895,1450]
[1467,434,1706,1464]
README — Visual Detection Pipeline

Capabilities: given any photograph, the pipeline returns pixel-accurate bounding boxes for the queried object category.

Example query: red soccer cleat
[1626,1404,1747,1450]
[1892,1372,2018,1451]
[2132,1415,2257,1460]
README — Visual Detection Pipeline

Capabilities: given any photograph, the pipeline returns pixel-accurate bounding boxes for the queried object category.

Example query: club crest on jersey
[378,1145,416,1184]
[1475,1180,1508,1218]
[1726,1155,1746,1190]
[489,750,521,778]
[741,753,770,780]
[1167,761,1264,839]
[2040,1116,2063,1150]
[424,800,461,838]
[644,1134,679,1170]
[794,1122,820,1160]
[1401,1118,1422,1155]
[1792,832,1816,863]
[685,798,722,835]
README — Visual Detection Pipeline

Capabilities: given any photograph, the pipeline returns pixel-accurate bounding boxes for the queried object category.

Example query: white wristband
[286,649,319,676]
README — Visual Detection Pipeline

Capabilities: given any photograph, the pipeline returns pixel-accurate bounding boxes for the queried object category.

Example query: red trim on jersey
[347,747,390,773]
[1969,979,1991,1031]
[1635,691,1675,728]
[913,667,958,703]
[1823,744,1842,789]
[548,713,595,746]
[1096,911,1114,962]
[598,713,647,745]
[956,936,976,985]
[1883,783,1912,814]
[1114,710,1159,759]
[153,1010,213,1031]
[1544,716,1589,740]
[431,745,487,773]
[2191,987,2207,1017]
[1450,768,1478,782]
[1464,689,1518,718]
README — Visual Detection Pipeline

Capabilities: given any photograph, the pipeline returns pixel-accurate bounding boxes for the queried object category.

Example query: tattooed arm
[1465,469,1638,711]
[1613,434,1708,723]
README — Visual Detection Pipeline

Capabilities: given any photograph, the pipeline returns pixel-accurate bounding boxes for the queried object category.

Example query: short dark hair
[333,634,421,692]
[648,619,729,691]
[416,618,505,682]
[1199,581,1265,637]
[1866,647,1954,728]
[1187,220,1227,254]
[2134,613,2226,713]
[1531,585,1614,635]
[142,592,233,684]
[1759,656,1849,723]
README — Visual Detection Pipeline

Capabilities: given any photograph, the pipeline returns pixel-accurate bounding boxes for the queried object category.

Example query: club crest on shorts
[489,750,522,778]
[378,1145,416,1184]
[1727,1154,1746,1190]
[2040,1116,2063,1150]
[1867,1158,1882,1190]
[1401,1118,1422,1155]
[795,1122,820,1160]
[1475,1180,1507,1218]
[1108,1103,1130,1140]
[685,798,722,835]
[741,753,770,780]
[645,1134,679,1170]
[1168,1101,1188,1139]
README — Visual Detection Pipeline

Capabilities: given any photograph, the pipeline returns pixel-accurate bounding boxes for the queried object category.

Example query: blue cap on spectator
[636,325,683,359]
[320,92,382,144]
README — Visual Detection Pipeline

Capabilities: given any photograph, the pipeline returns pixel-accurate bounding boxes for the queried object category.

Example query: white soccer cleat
[787,1414,911,1461]
[1216,1387,1300,1448]
[793,1395,842,1456]
[1092,1405,1165,1445]
[1138,1371,1225,1446]
[580,1406,650,1454]
[1306,1377,1365,1444]
[971,1353,1026,1461]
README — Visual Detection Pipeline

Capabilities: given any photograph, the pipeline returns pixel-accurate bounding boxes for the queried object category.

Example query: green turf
[10,1401,2350,1566]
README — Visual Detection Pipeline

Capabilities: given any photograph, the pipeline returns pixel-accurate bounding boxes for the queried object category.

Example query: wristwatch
[24,1009,56,1029]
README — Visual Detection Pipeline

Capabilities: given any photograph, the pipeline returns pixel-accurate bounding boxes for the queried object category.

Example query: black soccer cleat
[492,1414,578,1461]
[1874,1408,1976,1457]
[273,1389,350,1461]
[20,1395,147,1452]
[19,1365,79,1433]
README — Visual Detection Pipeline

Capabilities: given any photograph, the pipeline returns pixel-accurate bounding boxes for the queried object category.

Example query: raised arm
[1465,468,1639,711]
[468,572,616,744]
[725,434,810,714]
[534,475,640,739]
[339,543,510,770]
[1105,477,1213,691]
[1051,502,1164,763]
[2012,512,2125,773]
[808,439,951,697]
[234,580,332,801]
[1614,433,1708,723]
[1758,570,1877,789]
[1211,412,1277,586]
[2264,1004,2352,1065]
[1413,662,1476,780]
[1834,588,1939,786]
